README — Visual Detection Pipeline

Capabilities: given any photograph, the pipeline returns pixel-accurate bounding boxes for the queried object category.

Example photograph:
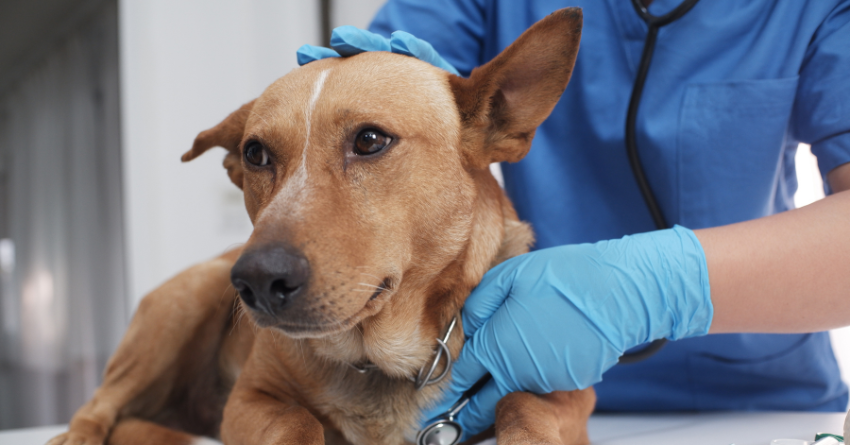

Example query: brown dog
[49,8,592,445]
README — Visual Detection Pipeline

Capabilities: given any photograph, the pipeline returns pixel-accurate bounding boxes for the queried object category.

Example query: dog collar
[347,317,457,391]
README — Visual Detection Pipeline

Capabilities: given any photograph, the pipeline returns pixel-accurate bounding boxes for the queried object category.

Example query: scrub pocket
[677,76,799,228]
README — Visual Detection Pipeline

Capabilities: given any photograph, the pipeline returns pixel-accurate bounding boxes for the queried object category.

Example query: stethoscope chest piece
[416,419,463,445]
[416,374,492,445]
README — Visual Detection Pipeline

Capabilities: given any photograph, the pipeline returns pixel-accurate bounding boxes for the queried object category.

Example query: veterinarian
[299,0,850,436]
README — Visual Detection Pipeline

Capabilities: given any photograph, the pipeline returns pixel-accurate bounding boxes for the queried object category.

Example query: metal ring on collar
[413,317,457,390]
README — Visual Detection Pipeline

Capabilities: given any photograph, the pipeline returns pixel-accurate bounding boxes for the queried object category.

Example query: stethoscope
[618,0,701,364]
[416,1,702,444]
[416,376,491,445]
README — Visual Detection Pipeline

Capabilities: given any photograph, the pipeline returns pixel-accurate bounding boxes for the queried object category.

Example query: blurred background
[0,0,384,429]
[0,0,846,431]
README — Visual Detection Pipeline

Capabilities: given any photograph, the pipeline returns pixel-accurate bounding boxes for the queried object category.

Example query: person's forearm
[697,163,850,334]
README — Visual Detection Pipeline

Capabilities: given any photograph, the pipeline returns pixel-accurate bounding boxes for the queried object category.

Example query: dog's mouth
[251,276,396,338]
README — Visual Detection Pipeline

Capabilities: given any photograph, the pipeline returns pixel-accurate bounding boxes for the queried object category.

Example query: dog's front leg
[222,380,324,445]
[494,388,596,445]
[48,249,243,445]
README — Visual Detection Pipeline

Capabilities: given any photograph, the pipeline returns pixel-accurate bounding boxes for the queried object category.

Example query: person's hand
[426,226,713,436]
[296,26,459,75]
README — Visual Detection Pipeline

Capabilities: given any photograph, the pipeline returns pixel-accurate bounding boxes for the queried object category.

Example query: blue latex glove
[296,26,460,75]
[425,225,713,437]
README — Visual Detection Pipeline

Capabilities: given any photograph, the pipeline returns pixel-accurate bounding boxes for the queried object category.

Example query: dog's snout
[231,244,310,316]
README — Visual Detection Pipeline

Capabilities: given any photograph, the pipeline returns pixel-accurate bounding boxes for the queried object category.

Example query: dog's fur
[49,9,593,445]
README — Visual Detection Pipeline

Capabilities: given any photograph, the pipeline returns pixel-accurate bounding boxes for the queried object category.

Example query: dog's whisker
[253,111,272,129]
[358,272,383,282]
[297,338,307,368]
[356,282,388,290]
[271,328,281,347]
[220,283,236,306]
[230,293,248,336]
[230,292,241,316]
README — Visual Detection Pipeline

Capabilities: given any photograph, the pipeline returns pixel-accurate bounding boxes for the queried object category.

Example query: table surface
[0,412,844,445]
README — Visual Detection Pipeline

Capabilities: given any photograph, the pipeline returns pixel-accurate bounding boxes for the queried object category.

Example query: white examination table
[0,412,843,445]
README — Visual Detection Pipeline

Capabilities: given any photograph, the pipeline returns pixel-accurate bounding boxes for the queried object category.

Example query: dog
[48,8,592,445]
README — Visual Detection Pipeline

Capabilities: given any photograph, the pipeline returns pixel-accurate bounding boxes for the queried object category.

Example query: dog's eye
[354,129,392,156]
[244,141,269,166]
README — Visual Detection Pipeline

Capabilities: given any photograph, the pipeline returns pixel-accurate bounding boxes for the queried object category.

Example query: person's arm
[701,2,850,334]
[704,4,850,332]
[701,162,850,333]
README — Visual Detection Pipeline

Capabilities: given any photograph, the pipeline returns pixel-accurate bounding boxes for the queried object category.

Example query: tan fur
[107,418,196,445]
[50,8,590,445]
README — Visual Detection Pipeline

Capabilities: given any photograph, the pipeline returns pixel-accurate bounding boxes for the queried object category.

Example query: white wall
[331,0,386,28]
[119,0,321,308]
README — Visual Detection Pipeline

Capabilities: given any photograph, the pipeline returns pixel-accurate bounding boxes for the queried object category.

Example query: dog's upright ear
[450,8,582,169]
[181,100,255,189]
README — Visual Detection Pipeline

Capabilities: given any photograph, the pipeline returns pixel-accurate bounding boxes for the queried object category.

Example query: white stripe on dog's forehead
[258,69,330,225]
[303,69,330,166]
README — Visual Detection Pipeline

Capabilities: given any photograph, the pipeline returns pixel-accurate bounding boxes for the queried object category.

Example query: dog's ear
[181,99,255,189]
[449,8,582,169]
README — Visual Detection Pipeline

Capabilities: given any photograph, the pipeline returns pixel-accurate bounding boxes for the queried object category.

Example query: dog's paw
[46,431,104,445]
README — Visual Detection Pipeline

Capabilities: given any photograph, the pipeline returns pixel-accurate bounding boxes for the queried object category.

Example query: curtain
[0,0,126,429]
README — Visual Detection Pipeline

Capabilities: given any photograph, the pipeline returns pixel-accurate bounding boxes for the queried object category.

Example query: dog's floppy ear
[181,99,255,189]
[450,8,582,169]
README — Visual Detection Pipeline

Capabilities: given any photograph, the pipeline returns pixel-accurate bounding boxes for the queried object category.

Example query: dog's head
[183,9,581,342]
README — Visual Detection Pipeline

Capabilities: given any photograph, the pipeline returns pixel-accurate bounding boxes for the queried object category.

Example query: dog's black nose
[231,244,310,316]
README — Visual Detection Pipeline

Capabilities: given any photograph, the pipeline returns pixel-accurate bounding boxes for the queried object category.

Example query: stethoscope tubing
[625,0,701,231]
[630,0,701,27]
[619,0,701,364]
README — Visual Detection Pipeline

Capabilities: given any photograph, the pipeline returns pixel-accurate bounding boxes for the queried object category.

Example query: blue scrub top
[371,0,850,411]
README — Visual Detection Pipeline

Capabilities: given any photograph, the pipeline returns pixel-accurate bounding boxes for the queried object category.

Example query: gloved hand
[425,225,713,436]
[296,26,459,75]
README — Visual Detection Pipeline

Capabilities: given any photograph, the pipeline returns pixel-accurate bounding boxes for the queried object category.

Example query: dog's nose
[230,244,310,315]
